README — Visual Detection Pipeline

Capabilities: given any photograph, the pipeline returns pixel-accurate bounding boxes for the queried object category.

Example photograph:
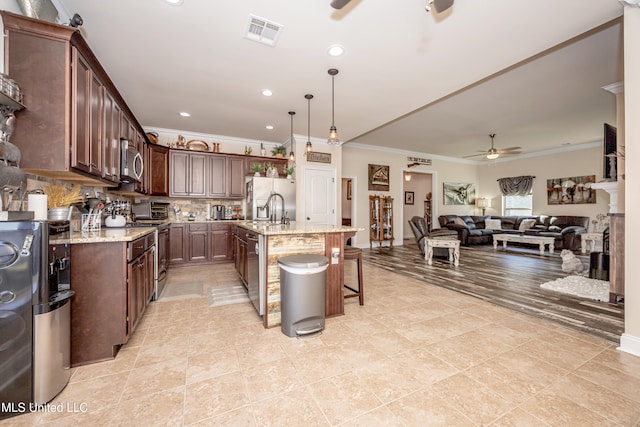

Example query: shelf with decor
[369,195,394,249]
[424,199,432,233]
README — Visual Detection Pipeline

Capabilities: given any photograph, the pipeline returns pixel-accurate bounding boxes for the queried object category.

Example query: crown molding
[619,0,640,8]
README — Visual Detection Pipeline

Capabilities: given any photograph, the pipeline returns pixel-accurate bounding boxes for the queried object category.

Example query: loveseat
[437,215,589,251]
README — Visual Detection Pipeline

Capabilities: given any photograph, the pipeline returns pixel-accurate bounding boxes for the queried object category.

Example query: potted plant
[43,184,84,220]
[284,166,295,179]
[271,145,287,158]
[251,163,263,176]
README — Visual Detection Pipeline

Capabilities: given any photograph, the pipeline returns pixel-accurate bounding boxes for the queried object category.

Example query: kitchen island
[236,222,362,328]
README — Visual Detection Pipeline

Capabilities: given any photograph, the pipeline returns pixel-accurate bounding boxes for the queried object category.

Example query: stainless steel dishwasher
[246,233,260,314]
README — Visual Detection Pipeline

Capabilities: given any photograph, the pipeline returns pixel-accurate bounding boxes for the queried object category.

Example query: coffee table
[493,234,555,255]
[426,238,460,266]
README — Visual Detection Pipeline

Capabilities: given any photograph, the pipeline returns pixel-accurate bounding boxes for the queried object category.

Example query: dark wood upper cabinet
[189,153,207,197]
[169,150,206,197]
[228,156,246,198]
[1,11,146,185]
[71,50,103,176]
[207,154,227,198]
[102,89,121,183]
[170,150,248,199]
[148,144,169,196]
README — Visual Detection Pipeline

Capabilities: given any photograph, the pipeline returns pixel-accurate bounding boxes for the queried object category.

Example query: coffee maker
[212,205,225,220]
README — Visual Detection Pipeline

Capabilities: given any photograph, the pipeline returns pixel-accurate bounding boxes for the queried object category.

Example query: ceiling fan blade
[432,0,454,13]
[496,150,522,155]
[330,0,351,9]
[463,153,487,158]
[497,146,522,152]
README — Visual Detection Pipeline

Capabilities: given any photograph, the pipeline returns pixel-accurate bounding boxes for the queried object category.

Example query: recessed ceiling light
[179,112,191,117]
[265,125,274,130]
[327,44,345,57]
[262,89,273,97]
[164,0,183,6]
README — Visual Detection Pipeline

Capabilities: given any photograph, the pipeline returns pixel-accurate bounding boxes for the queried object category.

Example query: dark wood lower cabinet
[170,222,233,266]
[169,223,188,265]
[211,223,233,261]
[188,223,209,262]
[69,233,154,367]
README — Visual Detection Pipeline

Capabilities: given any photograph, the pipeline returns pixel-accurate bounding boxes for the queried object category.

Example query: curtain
[497,175,535,196]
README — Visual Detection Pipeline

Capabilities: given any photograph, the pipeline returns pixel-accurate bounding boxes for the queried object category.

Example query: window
[503,193,532,216]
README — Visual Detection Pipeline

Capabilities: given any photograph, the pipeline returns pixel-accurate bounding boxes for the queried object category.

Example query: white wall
[477,146,610,224]
[344,142,611,248]
[621,5,640,356]
[342,144,479,247]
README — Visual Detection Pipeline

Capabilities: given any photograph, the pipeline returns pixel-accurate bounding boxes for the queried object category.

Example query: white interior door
[304,167,336,225]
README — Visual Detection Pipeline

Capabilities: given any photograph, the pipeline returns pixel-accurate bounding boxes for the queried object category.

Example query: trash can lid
[278,254,329,269]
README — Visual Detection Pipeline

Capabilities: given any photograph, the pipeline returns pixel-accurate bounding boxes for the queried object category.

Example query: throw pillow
[454,217,467,226]
[519,218,537,230]
[485,219,502,230]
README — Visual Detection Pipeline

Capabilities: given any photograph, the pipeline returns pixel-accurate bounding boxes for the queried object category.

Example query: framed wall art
[547,175,596,205]
[368,164,389,191]
[443,182,476,205]
[404,191,414,205]
[307,151,332,163]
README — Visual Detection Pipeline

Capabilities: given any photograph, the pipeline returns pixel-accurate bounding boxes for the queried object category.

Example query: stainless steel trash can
[589,252,609,281]
[278,254,329,337]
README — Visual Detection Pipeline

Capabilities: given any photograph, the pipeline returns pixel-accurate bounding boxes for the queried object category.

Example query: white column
[620,3,640,357]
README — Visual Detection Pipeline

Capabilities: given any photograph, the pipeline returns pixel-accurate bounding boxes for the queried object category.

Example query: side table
[581,232,603,254]
[426,238,460,266]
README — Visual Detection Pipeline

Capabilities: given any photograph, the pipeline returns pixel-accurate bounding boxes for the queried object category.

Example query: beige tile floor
[4,263,640,426]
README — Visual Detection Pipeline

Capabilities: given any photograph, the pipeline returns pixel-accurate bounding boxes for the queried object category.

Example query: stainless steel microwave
[120,138,143,183]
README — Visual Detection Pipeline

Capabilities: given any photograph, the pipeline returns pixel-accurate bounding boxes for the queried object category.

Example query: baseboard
[618,333,640,357]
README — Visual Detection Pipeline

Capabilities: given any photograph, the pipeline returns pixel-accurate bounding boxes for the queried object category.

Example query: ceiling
[54,0,624,160]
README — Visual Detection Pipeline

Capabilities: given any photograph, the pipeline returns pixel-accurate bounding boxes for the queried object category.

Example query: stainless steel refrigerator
[245,176,296,222]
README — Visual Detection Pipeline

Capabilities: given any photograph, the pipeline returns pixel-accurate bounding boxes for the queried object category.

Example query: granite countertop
[237,221,363,236]
[51,227,156,244]
[52,220,360,243]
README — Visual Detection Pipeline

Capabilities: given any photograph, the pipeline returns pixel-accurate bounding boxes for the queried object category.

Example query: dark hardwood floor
[362,240,624,343]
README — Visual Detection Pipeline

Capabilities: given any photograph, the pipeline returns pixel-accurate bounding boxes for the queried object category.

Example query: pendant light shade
[327,68,340,145]
[305,94,313,154]
[288,111,296,163]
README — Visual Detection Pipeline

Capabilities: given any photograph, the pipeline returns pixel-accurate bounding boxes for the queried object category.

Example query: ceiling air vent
[245,14,283,46]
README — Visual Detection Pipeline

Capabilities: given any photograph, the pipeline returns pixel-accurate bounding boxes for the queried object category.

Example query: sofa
[437,215,589,251]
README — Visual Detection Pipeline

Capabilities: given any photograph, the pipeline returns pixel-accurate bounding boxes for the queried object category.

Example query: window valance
[497,175,535,196]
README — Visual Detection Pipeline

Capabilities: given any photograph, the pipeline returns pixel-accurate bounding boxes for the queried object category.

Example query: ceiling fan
[331,0,454,12]
[465,134,522,160]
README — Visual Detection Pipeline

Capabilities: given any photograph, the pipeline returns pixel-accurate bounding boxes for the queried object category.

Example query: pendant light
[305,94,313,154]
[288,111,296,162]
[327,68,340,144]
